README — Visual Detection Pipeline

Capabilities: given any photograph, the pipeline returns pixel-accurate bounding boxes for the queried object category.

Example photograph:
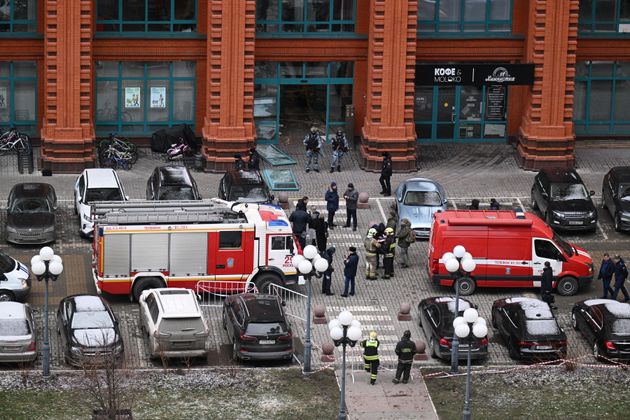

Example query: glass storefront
[95,61,195,136]
[0,61,36,134]
[256,0,355,35]
[418,0,512,34]
[96,0,197,33]
[0,0,37,33]
[254,61,353,143]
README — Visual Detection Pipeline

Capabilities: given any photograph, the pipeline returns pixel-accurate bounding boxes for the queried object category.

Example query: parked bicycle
[165,137,193,161]
[0,127,30,156]
[98,133,138,167]
[100,145,133,170]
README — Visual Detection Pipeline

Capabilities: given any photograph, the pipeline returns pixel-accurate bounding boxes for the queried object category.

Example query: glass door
[436,87,456,140]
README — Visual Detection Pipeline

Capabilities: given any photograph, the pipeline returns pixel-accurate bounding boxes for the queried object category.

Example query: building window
[0,61,37,134]
[0,0,37,33]
[95,61,196,136]
[573,61,630,135]
[256,0,355,35]
[96,0,197,34]
[418,0,512,34]
[579,0,630,35]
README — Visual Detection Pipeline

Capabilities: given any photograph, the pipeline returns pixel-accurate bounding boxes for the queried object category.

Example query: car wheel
[557,276,578,296]
[593,341,601,361]
[508,339,519,360]
[491,315,497,329]
[615,213,622,232]
[429,338,438,359]
[455,277,476,296]
[132,277,166,302]
[255,273,281,294]
[0,291,15,302]
[232,342,239,362]
[571,311,579,331]
[531,193,538,210]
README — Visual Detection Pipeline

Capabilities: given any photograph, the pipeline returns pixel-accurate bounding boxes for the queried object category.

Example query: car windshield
[245,322,287,336]
[159,317,205,332]
[404,191,441,206]
[158,186,194,200]
[10,197,51,213]
[619,184,630,202]
[550,183,588,201]
[525,319,560,336]
[230,186,268,201]
[71,311,114,329]
[612,318,630,335]
[552,233,573,257]
[85,188,123,203]
[0,319,30,336]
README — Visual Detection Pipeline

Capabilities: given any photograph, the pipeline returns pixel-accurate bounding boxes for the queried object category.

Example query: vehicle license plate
[536,345,552,350]
[259,340,275,345]
[568,221,583,225]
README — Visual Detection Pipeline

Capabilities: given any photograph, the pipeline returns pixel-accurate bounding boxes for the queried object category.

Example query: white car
[0,302,37,363]
[74,168,127,237]
[139,288,209,359]
[0,250,30,302]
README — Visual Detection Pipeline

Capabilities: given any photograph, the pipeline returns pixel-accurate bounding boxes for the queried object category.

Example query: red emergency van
[428,210,594,296]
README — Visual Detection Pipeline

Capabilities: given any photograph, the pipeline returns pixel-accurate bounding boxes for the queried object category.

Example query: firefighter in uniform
[392,330,417,384]
[360,330,380,385]
[382,227,396,279]
[364,228,380,280]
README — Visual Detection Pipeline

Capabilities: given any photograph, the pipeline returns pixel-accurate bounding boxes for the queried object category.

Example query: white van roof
[155,288,201,318]
[83,168,120,189]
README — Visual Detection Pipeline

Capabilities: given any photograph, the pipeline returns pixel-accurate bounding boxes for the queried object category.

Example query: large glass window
[0,61,36,134]
[96,0,197,34]
[256,0,355,35]
[95,61,195,136]
[418,0,512,34]
[573,61,630,135]
[579,0,630,35]
[0,0,36,33]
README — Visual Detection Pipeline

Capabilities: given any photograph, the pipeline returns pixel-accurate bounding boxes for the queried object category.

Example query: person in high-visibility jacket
[360,330,380,385]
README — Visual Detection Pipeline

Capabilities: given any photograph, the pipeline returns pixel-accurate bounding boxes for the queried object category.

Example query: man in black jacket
[598,253,615,299]
[541,261,556,309]
[379,152,393,196]
[289,207,311,249]
[612,255,630,302]
[248,146,260,170]
[392,330,416,384]
[321,246,335,296]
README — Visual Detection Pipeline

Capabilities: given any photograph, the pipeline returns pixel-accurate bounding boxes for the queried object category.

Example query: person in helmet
[360,331,380,385]
[393,330,416,384]
[303,126,322,173]
[364,228,381,280]
[382,227,396,279]
[330,128,349,173]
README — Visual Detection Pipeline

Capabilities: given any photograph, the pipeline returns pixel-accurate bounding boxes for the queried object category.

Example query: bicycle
[0,127,30,156]
[100,146,132,170]
[98,133,138,164]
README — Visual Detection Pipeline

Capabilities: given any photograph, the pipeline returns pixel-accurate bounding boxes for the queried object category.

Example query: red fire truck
[90,200,299,300]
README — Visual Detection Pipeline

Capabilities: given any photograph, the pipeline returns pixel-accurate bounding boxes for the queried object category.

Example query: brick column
[40,0,95,173]
[516,0,579,170]
[202,0,255,172]
[361,0,417,172]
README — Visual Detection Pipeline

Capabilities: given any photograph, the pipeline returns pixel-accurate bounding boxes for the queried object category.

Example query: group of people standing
[363,213,416,280]
[598,253,630,301]
[303,126,349,174]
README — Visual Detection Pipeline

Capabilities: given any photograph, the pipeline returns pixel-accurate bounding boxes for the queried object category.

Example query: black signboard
[416,64,535,86]
[485,85,506,121]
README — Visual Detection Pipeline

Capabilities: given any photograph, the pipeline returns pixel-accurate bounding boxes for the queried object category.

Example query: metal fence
[195,280,258,307]
[267,283,307,336]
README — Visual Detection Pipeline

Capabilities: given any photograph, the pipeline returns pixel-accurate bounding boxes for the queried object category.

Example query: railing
[266,282,307,324]
[195,280,258,307]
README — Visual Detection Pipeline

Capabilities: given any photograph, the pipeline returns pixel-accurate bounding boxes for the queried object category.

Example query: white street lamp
[329,310,361,420]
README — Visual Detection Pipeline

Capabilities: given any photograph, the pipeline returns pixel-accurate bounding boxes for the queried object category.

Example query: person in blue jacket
[341,246,359,297]
[598,253,615,299]
[325,182,339,230]
[612,255,630,302]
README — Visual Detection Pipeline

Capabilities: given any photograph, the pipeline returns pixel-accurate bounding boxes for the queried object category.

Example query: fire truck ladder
[90,200,246,225]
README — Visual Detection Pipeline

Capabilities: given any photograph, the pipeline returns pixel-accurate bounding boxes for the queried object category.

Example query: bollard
[397,302,412,321]
[414,340,428,361]
[313,304,327,324]
[277,191,289,210]
[321,342,335,362]
[357,192,370,209]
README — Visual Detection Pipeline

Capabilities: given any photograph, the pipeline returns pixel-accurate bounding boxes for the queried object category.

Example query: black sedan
[572,299,630,362]
[6,183,57,244]
[218,169,273,203]
[57,295,124,367]
[491,297,566,361]
[418,296,488,361]
[531,167,597,232]
[602,166,630,232]
[222,293,293,362]
[146,165,201,201]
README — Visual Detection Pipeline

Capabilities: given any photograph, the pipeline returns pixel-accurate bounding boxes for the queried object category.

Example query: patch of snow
[525,319,561,336]
[74,295,106,312]
[0,302,26,318]
[505,297,553,319]
[434,297,471,314]
[584,299,630,318]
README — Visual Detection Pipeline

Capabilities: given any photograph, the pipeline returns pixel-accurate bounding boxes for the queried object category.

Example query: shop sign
[485,85,506,121]
[416,64,535,86]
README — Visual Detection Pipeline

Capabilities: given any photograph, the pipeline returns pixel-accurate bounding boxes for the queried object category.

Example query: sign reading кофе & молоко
[416,64,535,86]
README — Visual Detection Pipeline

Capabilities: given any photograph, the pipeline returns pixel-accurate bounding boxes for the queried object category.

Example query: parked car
[491,297,566,361]
[0,250,30,302]
[418,296,488,361]
[0,302,37,363]
[572,299,630,362]
[6,183,57,245]
[146,165,201,201]
[218,169,273,203]
[602,166,630,232]
[531,167,597,232]
[74,168,127,237]
[223,293,293,362]
[394,178,448,239]
[57,294,124,367]
[139,288,209,359]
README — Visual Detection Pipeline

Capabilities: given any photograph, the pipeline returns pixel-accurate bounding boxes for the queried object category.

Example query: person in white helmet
[364,228,380,280]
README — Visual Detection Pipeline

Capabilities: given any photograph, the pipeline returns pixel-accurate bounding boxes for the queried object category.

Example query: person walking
[303,126,322,173]
[343,183,358,231]
[396,218,415,268]
[364,228,380,280]
[247,146,260,170]
[612,255,630,302]
[360,331,380,385]
[289,206,311,250]
[379,152,393,196]
[325,182,339,230]
[310,211,328,253]
[382,227,396,279]
[330,128,349,173]
[541,261,556,309]
[321,246,335,296]
[392,330,416,384]
[341,246,359,297]
[598,253,615,299]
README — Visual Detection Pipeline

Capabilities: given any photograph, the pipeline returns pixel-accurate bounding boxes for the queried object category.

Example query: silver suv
[139,288,209,359]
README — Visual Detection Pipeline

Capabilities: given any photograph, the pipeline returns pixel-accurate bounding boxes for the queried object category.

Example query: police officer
[379,152,392,196]
[303,126,322,173]
[360,331,380,385]
[392,330,416,384]
[364,228,380,280]
[330,128,348,173]
[541,261,556,309]
[382,227,396,279]
[612,255,630,302]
